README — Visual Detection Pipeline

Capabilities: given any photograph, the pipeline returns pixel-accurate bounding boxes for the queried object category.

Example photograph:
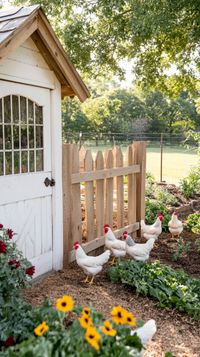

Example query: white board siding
[0,196,52,277]
[0,38,55,89]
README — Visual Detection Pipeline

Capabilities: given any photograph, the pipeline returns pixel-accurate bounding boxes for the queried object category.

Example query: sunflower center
[84,310,89,315]
[40,327,44,333]
[61,302,67,307]
[89,334,94,339]
[85,318,88,323]
[117,312,122,318]
[105,326,110,331]
[127,317,132,322]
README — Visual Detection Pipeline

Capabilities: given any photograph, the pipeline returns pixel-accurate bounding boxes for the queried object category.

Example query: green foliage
[185,213,200,233]
[13,0,200,96]
[171,237,191,261]
[154,187,177,206]
[180,163,200,198]
[195,239,200,253]
[145,199,171,231]
[0,227,33,303]
[108,260,200,320]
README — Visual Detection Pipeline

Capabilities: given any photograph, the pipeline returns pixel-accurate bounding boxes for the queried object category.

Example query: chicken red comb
[104,224,110,228]
[173,208,177,215]
[73,241,79,246]
[123,230,128,236]
[157,213,163,217]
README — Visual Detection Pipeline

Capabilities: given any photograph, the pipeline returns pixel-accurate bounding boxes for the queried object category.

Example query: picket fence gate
[62,142,146,265]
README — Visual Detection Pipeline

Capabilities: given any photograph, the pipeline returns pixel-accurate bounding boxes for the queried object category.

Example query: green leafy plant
[154,187,177,206]
[179,164,200,199]
[108,260,200,320]
[0,296,144,357]
[195,239,200,253]
[171,237,191,261]
[145,199,171,231]
[185,213,200,233]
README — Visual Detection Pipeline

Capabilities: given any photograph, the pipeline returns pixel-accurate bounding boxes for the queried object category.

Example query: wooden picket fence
[62,141,146,265]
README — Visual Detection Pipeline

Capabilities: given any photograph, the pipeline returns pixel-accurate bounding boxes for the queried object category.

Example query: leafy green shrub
[171,237,191,261]
[0,296,144,357]
[108,260,200,320]
[145,172,155,197]
[0,224,35,304]
[154,187,177,206]
[185,213,200,233]
[179,164,200,198]
[145,199,171,231]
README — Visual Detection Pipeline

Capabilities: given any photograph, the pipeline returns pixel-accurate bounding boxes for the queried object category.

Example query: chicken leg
[89,276,94,285]
[110,256,116,265]
[82,276,89,283]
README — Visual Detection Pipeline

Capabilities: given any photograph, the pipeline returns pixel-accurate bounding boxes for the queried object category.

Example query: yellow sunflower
[34,321,49,336]
[82,307,91,317]
[100,320,116,337]
[111,306,127,325]
[79,314,93,329]
[125,311,136,327]
[85,326,101,350]
[56,295,74,312]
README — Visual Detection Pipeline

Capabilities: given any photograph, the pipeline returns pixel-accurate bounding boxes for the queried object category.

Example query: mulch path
[24,231,200,357]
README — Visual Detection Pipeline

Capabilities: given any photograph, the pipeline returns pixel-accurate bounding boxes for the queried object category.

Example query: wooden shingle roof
[0,5,90,101]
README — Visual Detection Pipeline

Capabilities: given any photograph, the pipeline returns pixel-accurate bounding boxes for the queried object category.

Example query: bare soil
[24,230,200,357]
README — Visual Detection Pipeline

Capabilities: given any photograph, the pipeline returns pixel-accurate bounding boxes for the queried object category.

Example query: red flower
[4,336,14,348]
[0,224,3,229]
[25,266,35,276]
[6,229,14,239]
[8,260,20,269]
[0,240,7,253]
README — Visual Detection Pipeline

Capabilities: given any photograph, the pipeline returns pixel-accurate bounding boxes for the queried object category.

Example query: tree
[14,0,200,95]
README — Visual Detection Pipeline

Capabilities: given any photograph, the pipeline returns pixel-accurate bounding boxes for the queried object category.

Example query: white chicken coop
[0,5,89,277]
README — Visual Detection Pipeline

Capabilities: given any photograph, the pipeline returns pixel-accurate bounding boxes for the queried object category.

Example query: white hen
[122,231,155,261]
[73,241,110,284]
[168,209,183,238]
[104,224,126,264]
[130,319,157,356]
[141,213,163,240]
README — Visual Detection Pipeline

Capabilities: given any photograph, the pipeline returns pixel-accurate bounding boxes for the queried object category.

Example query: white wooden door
[0,80,53,277]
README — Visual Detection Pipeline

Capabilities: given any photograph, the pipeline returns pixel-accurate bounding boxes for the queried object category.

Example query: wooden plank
[134,141,146,224]
[105,150,114,226]
[71,145,82,246]
[95,151,104,237]
[116,147,124,228]
[84,150,94,241]
[71,164,140,183]
[128,145,137,228]
[0,16,38,63]
[62,144,73,267]
[69,222,140,262]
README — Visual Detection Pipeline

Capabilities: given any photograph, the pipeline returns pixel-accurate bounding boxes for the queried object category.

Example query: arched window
[0,95,43,175]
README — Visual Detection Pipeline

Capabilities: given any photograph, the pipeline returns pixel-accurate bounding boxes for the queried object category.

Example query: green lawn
[85,143,199,185]
[146,146,199,184]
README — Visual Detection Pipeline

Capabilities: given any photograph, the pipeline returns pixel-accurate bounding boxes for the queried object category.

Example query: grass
[83,143,199,184]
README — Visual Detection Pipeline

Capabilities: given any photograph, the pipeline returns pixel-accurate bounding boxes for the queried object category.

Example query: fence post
[63,144,73,267]
[105,150,114,226]
[128,145,136,237]
[134,141,146,235]
[115,147,124,228]
[96,151,104,237]
[71,145,82,245]
[160,132,164,182]
[84,150,94,241]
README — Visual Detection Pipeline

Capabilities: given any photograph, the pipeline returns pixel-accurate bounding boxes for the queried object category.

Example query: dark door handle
[44,177,55,187]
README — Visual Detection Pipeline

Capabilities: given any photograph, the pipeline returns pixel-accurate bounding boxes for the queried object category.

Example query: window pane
[4,96,11,123]
[5,151,12,175]
[35,104,43,124]
[0,125,2,150]
[14,151,20,174]
[12,96,19,123]
[20,97,27,123]
[28,100,34,124]
[36,126,43,148]
[0,152,3,175]
[29,150,35,172]
[21,125,27,149]
[5,125,12,150]
[36,150,43,171]
[29,125,34,148]
[0,99,2,123]
[13,125,19,149]
[21,151,28,173]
